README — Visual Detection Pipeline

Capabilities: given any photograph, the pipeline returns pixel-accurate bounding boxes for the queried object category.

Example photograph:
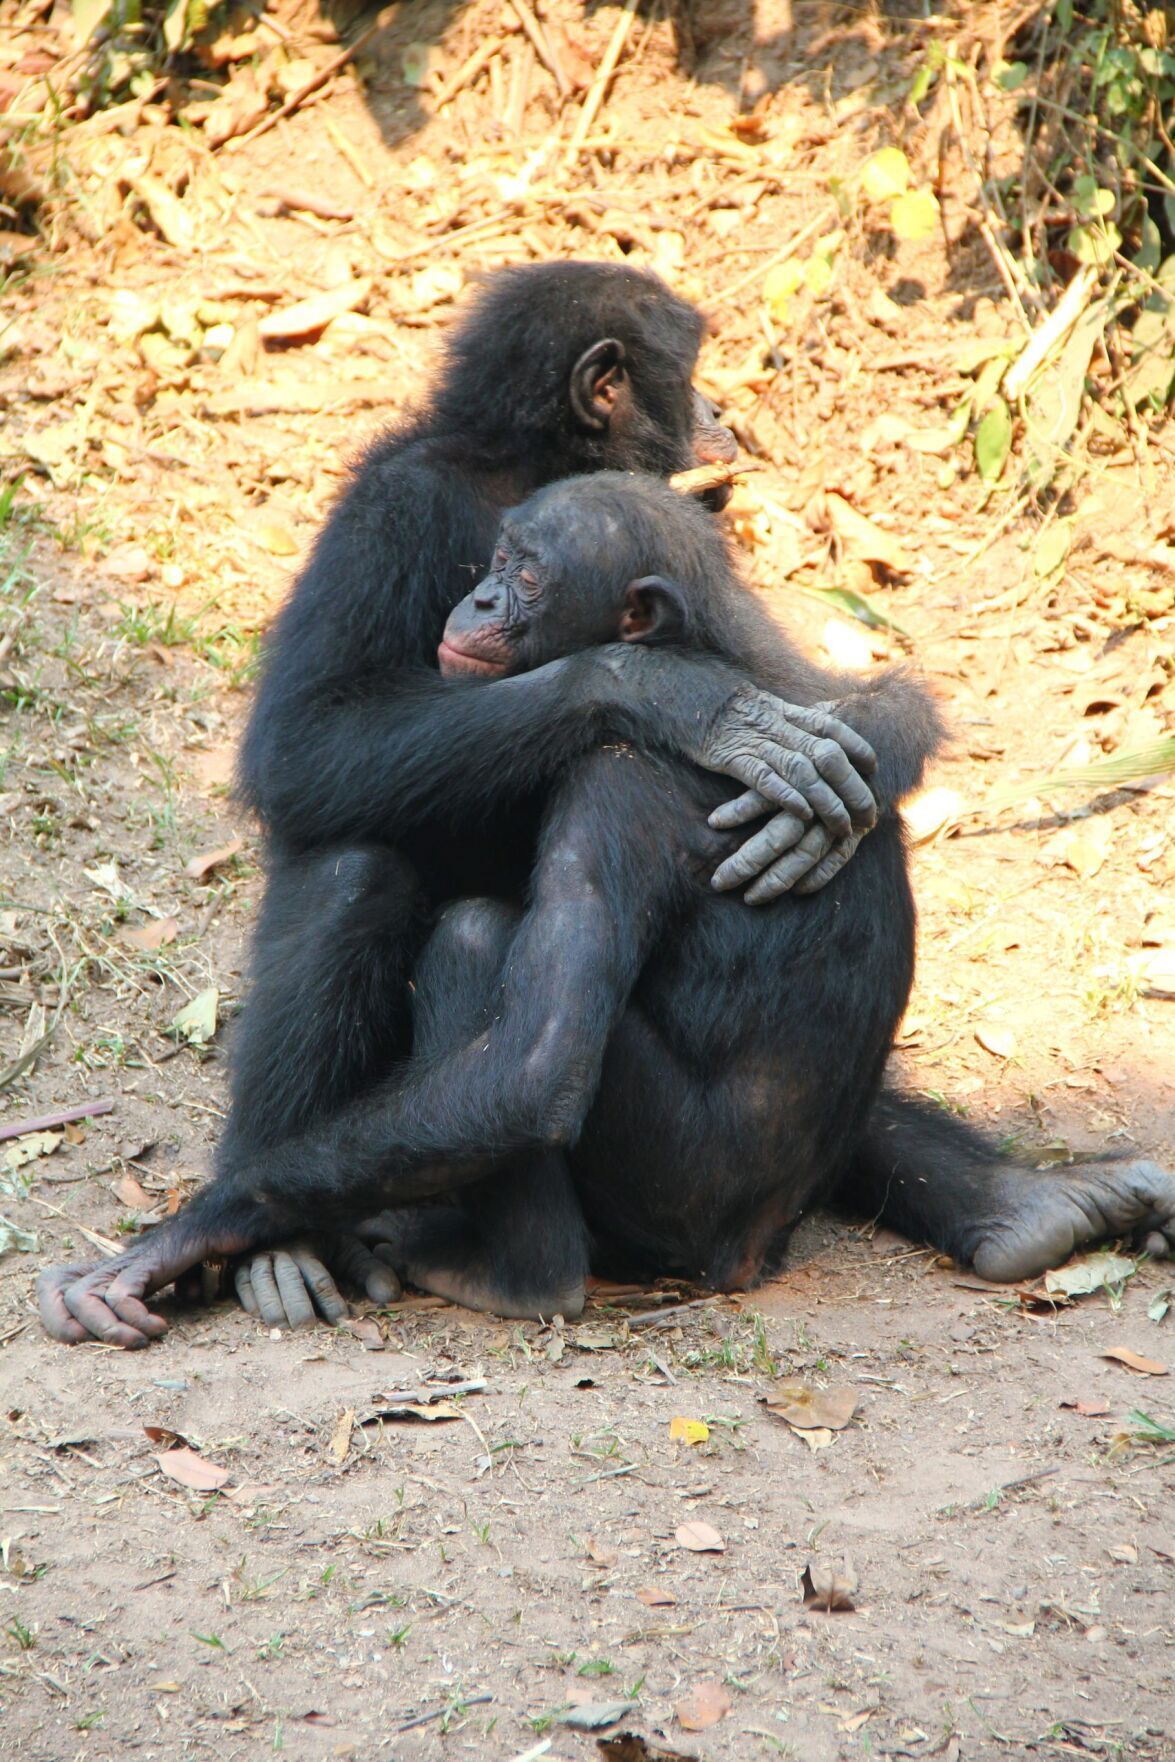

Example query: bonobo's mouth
[437,639,511,680]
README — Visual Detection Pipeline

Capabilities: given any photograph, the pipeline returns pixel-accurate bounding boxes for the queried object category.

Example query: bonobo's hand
[234,1237,401,1330]
[709,798,864,902]
[695,685,878,841]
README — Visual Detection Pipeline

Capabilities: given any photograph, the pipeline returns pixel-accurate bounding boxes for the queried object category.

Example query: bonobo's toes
[968,1160,1175,1283]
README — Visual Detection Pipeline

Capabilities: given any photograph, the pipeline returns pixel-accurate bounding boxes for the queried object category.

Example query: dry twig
[565,0,639,160]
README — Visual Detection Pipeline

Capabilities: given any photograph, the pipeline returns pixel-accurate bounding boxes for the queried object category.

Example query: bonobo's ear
[570,339,627,431]
[619,575,691,644]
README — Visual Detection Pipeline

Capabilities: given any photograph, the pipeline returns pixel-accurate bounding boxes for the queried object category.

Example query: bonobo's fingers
[743,824,834,905]
[59,1262,168,1350]
[330,1235,402,1305]
[793,829,865,896]
[787,701,878,777]
[234,1261,260,1317]
[711,809,808,893]
[37,1265,98,1344]
[240,1249,316,1328]
[699,688,876,836]
[708,788,770,830]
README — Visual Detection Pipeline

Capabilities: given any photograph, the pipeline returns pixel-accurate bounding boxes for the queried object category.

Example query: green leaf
[1149,1290,1171,1324]
[795,584,910,637]
[890,188,940,241]
[1135,215,1162,275]
[994,60,1028,92]
[909,62,935,105]
[401,42,431,87]
[1032,519,1071,579]
[162,0,188,53]
[974,397,1012,484]
[1067,222,1122,266]
[861,147,910,204]
[167,987,219,1046]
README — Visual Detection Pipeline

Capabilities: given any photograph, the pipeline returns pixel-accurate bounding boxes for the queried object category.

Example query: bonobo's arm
[243,647,878,857]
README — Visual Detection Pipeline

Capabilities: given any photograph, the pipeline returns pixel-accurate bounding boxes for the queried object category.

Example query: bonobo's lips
[437,639,511,679]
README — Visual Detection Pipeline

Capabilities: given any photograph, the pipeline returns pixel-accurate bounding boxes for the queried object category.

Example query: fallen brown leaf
[154,1446,231,1492]
[675,1520,725,1554]
[258,279,372,342]
[1104,1347,1168,1376]
[635,1586,677,1607]
[801,1556,857,1612]
[762,1381,857,1431]
[119,916,179,952]
[328,1408,354,1466]
[1060,1398,1111,1417]
[339,1316,384,1349]
[113,1172,152,1208]
[675,1679,731,1731]
[186,838,243,882]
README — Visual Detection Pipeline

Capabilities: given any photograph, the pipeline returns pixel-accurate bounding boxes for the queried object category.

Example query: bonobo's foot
[38,1220,218,1348]
[234,1238,401,1330]
[966,1160,1175,1283]
[358,1208,587,1321]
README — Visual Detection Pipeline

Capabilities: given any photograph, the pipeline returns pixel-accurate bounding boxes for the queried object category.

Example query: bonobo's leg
[224,845,428,1327]
[850,1089,1175,1280]
[38,846,427,1346]
[356,898,591,1319]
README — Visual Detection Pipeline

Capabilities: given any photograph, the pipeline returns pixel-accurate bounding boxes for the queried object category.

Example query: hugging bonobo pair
[40,263,1175,1346]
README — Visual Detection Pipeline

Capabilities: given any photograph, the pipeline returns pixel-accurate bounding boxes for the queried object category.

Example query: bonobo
[332,472,1171,1316]
[37,261,881,1347]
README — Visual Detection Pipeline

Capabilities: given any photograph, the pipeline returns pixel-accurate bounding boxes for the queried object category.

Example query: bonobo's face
[439,504,630,681]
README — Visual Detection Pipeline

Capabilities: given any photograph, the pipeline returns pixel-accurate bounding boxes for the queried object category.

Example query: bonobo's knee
[425,898,519,972]
[309,846,419,909]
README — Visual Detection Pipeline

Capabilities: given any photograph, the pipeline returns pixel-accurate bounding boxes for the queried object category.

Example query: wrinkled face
[439,507,625,681]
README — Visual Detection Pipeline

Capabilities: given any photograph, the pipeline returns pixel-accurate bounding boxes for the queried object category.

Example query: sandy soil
[1,2,1173,1757]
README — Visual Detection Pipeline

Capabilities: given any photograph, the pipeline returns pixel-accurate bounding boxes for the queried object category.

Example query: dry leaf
[675,1520,725,1553]
[166,987,219,1046]
[801,1556,857,1612]
[560,1700,632,1730]
[587,1538,618,1567]
[903,786,965,844]
[113,1173,151,1208]
[1044,1252,1136,1299]
[4,1130,62,1169]
[154,1446,231,1491]
[1104,1347,1168,1376]
[258,279,372,342]
[668,1416,710,1446]
[762,1382,857,1431]
[1060,1398,1111,1416]
[1054,816,1115,880]
[338,1316,384,1349]
[186,838,243,881]
[819,491,912,575]
[129,175,197,252]
[675,1679,731,1731]
[798,1426,834,1450]
[1107,1541,1138,1565]
[328,1408,354,1466]
[975,1024,1017,1060]
[253,522,300,556]
[636,1586,677,1607]
[119,916,179,952]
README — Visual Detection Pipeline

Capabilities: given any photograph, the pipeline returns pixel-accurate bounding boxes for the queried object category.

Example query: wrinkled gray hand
[710,799,864,902]
[235,1238,400,1330]
[692,686,877,841]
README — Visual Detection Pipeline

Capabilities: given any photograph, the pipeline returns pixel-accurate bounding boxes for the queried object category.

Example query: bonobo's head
[432,262,736,499]
[439,473,723,680]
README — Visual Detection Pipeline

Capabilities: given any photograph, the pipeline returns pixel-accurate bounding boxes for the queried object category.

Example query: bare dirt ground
[1,2,1173,1758]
